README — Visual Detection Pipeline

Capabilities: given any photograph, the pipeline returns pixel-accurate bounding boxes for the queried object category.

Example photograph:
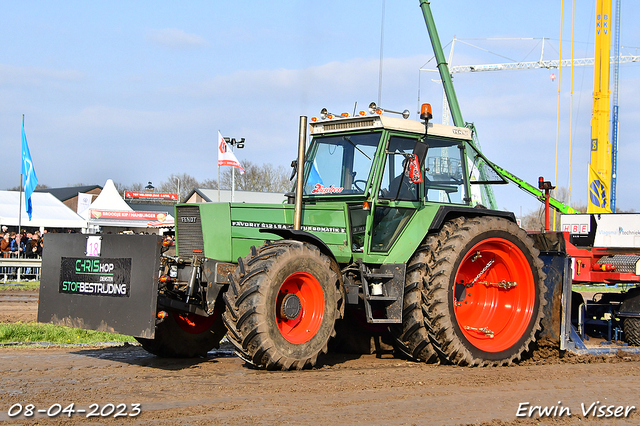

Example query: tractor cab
[304,103,474,204]
[302,103,478,254]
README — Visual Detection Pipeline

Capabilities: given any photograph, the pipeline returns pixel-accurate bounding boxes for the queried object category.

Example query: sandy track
[0,290,39,323]
[0,345,639,425]
[1,289,639,425]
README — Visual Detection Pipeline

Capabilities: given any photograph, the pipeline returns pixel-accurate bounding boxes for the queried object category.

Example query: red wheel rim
[453,238,535,353]
[275,271,325,344]
[175,311,218,334]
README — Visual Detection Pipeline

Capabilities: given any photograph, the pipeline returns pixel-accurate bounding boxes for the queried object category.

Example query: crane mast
[610,0,621,212]
[588,0,613,213]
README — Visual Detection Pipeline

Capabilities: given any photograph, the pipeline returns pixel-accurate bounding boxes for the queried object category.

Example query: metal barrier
[0,258,42,282]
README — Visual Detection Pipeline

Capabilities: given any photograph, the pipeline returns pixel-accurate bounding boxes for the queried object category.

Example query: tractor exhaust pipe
[294,116,307,230]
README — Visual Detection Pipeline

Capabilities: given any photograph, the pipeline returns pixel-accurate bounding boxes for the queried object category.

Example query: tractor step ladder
[358,260,405,324]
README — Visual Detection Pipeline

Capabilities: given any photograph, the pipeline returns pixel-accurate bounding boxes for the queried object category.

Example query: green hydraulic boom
[492,164,579,214]
[418,0,577,215]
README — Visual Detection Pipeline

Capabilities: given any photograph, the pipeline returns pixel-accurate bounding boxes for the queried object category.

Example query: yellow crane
[588,0,613,213]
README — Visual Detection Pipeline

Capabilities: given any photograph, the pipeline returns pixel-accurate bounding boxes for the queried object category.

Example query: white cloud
[145,28,208,49]
[57,105,209,133]
[168,55,426,108]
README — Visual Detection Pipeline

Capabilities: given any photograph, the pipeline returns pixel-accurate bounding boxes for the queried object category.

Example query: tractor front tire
[222,241,340,370]
[424,216,546,366]
[136,309,226,358]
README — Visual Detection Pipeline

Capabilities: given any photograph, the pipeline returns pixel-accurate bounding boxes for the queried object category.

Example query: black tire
[222,241,341,370]
[424,216,546,366]
[136,309,226,358]
[620,287,640,346]
[390,240,439,363]
[623,318,640,346]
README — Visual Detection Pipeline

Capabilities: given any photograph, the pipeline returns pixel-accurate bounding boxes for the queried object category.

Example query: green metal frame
[418,0,576,215]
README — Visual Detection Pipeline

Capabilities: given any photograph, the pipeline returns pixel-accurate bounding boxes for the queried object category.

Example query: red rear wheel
[175,312,219,335]
[136,309,226,358]
[453,237,536,353]
[424,216,545,366]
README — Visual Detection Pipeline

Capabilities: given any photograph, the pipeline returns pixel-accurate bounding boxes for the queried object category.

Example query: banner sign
[59,257,132,297]
[125,192,178,201]
[90,210,168,222]
[77,192,94,214]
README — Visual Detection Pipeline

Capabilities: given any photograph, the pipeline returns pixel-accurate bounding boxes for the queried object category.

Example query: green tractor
[146,103,546,370]
[37,1,548,370]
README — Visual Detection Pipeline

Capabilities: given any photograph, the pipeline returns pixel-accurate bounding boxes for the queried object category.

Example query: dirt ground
[1,289,639,426]
[0,290,39,324]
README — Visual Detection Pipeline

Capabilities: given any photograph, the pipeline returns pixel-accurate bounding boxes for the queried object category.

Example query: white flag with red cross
[217,131,245,174]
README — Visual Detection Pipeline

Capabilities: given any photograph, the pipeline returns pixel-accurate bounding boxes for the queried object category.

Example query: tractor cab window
[424,137,467,204]
[379,136,420,201]
[304,133,380,196]
[371,136,420,252]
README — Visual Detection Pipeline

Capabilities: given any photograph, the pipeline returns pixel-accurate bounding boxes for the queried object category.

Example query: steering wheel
[353,180,368,192]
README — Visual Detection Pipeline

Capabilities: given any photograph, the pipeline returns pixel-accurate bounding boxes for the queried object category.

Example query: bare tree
[220,161,291,193]
[200,178,218,190]
[520,186,589,231]
[126,182,145,192]
[158,173,200,202]
[113,181,130,195]
[520,205,546,232]
[8,183,49,191]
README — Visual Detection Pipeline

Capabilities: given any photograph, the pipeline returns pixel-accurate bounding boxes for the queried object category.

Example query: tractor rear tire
[390,239,439,363]
[136,309,226,358]
[424,216,546,366]
[623,318,640,346]
[222,241,340,370]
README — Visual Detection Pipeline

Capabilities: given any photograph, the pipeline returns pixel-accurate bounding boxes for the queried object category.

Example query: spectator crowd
[1,226,44,259]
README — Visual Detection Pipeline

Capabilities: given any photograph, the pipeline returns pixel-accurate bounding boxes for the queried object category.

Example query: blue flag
[21,123,38,220]
[305,160,323,193]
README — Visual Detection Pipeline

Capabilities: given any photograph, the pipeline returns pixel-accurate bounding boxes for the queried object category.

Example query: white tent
[79,179,132,219]
[0,190,87,229]
[81,179,173,230]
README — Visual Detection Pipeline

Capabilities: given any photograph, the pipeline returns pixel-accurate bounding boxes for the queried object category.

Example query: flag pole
[231,143,235,203]
[18,115,24,241]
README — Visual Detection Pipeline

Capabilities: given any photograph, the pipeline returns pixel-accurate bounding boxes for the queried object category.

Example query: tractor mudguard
[428,205,516,233]
[259,228,336,264]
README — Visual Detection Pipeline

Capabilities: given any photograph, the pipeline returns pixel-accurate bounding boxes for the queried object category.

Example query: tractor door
[367,134,470,253]
[369,135,421,253]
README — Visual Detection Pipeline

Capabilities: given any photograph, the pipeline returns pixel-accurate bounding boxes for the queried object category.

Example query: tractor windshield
[304,133,381,196]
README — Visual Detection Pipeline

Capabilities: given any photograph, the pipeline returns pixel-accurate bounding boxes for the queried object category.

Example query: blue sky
[2,1,639,216]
